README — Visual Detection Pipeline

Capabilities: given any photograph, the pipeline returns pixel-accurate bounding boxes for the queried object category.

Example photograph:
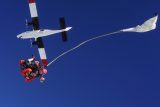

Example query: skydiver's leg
[19,60,26,70]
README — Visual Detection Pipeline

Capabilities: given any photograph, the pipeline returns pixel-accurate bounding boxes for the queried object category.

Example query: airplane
[17,0,72,67]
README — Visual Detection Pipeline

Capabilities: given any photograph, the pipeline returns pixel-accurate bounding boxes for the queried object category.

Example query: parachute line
[47,30,121,67]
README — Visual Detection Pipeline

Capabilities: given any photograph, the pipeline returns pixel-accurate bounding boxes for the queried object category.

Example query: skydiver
[19,55,47,82]
[20,61,47,82]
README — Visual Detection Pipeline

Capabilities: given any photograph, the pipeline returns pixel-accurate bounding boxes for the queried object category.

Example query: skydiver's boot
[40,77,45,83]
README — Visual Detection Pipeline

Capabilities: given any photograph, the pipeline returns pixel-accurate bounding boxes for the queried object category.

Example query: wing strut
[28,0,48,66]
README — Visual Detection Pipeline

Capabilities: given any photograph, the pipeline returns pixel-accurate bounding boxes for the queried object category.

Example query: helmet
[42,69,47,75]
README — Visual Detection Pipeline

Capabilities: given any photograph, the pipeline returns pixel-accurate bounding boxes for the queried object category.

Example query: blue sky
[0,0,160,107]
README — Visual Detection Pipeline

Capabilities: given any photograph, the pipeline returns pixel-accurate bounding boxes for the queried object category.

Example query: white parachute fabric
[121,15,158,32]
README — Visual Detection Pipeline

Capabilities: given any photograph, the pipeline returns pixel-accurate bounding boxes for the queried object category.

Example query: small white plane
[17,0,72,67]
[17,27,72,39]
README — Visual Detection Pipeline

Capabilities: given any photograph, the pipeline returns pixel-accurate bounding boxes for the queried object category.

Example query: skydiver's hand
[31,73,36,77]
[26,77,30,79]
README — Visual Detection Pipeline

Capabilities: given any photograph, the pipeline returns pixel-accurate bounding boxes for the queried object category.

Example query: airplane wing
[28,0,48,66]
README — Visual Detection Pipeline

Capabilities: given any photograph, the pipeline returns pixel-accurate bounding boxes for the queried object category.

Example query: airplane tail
[59,17,71,42]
